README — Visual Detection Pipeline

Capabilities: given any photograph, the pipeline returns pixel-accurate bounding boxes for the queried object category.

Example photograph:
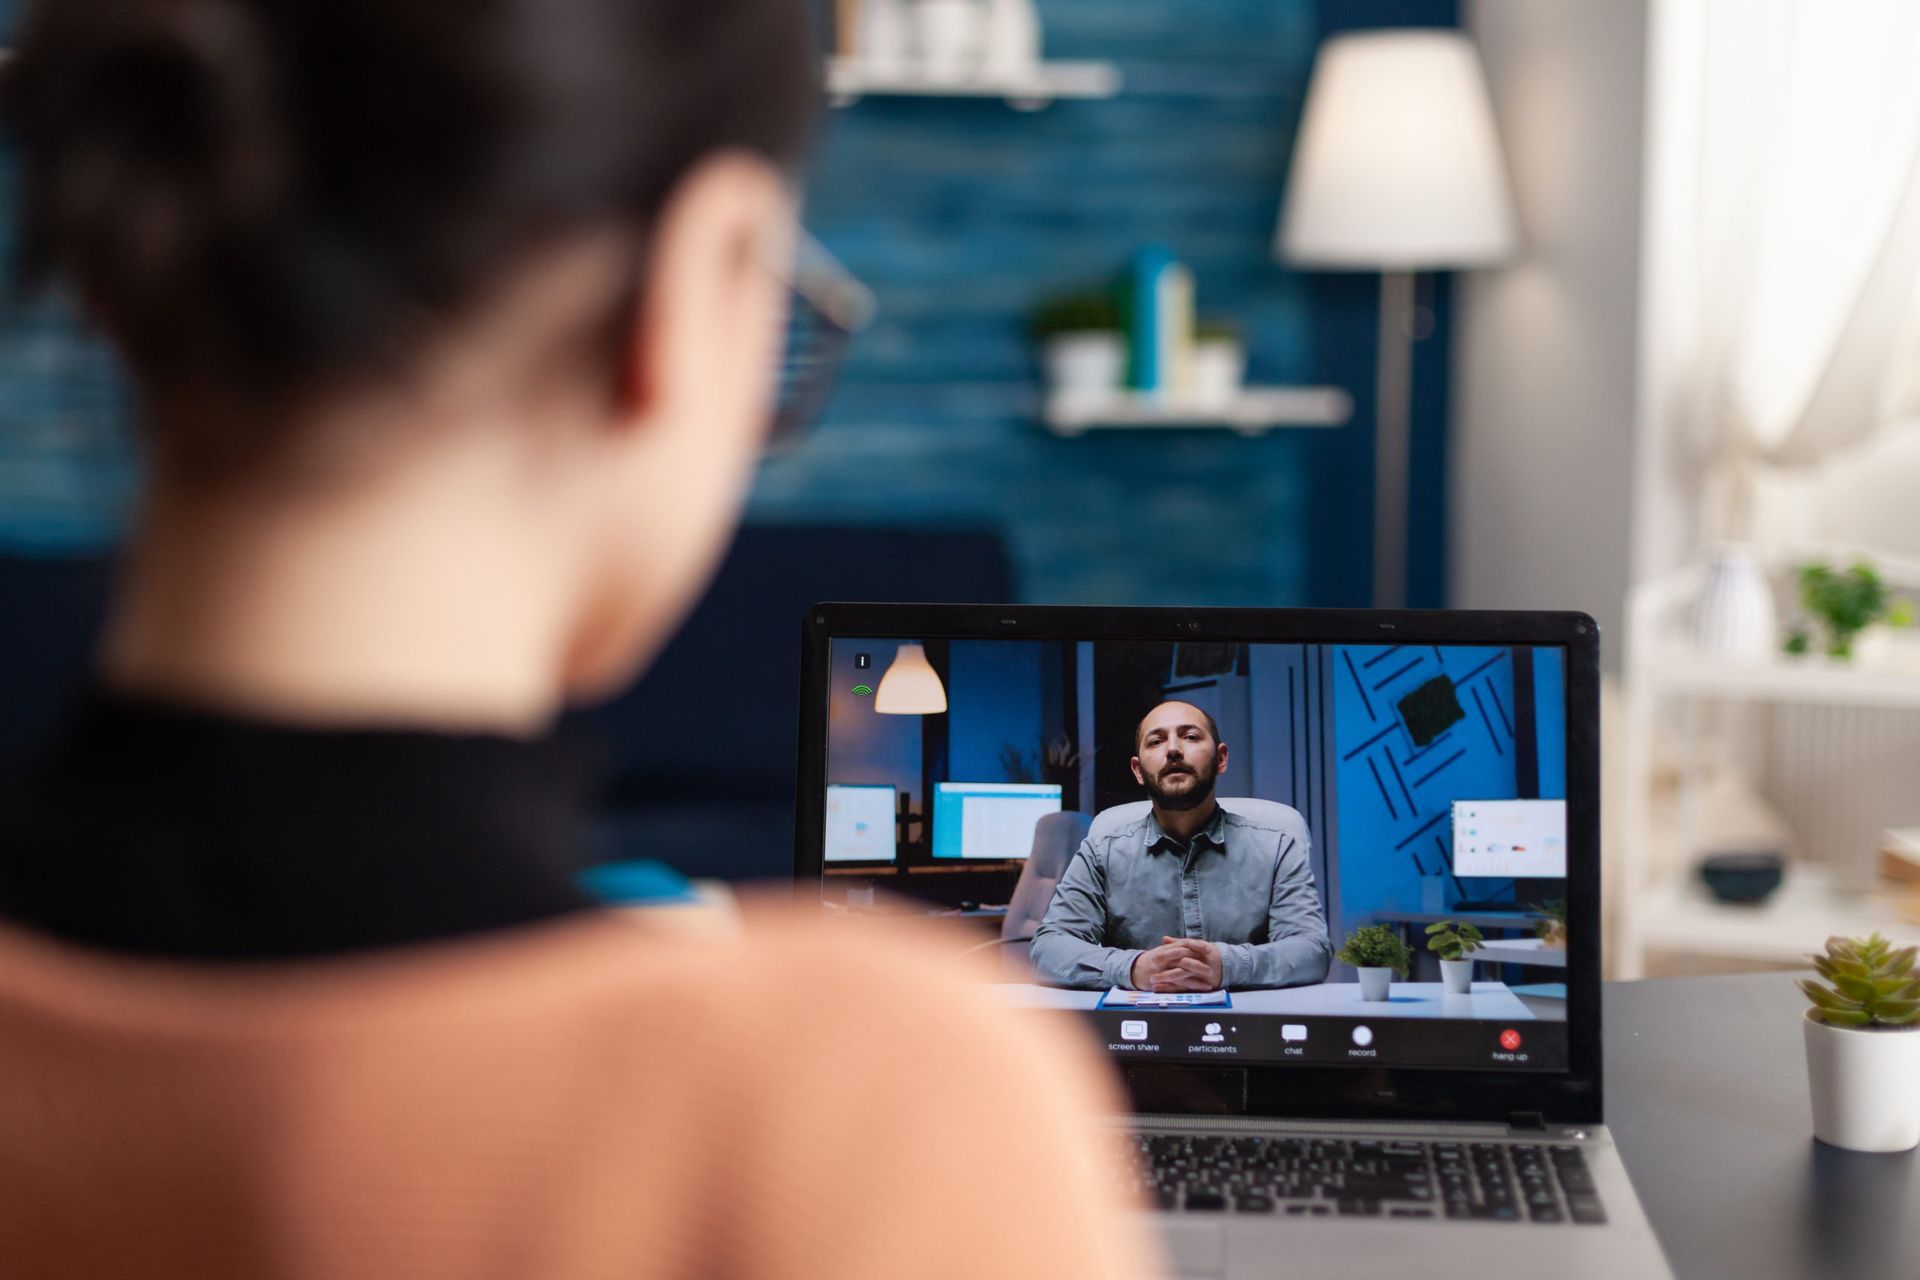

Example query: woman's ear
[557,153,793,703]
[614,150,793,443]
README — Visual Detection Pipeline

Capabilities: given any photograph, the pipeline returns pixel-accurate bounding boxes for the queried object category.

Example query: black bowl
[1698,852,1785,904]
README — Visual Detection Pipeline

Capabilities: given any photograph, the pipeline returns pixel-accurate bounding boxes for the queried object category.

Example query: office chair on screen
[997,810,1095,957]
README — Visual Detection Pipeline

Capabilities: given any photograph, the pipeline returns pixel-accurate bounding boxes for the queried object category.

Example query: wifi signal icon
[851,684,874,698]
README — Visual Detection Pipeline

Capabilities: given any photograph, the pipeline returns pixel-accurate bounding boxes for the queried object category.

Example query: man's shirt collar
[1144,802,1228,855]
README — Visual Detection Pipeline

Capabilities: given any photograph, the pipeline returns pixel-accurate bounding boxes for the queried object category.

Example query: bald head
[1134,701,1219,751]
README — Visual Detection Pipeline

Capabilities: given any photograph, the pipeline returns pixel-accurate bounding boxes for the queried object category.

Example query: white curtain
[1648,0,1920,542]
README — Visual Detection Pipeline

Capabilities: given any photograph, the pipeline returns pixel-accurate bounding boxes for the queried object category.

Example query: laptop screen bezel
[795,603,1604,1126]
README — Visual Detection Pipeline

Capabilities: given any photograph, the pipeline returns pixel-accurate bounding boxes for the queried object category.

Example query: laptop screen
[814,635,1572,1074]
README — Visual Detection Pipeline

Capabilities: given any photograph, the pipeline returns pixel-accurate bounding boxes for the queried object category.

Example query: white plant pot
[1190,338,1246,407]
[1803,1010,1920,1152]
[1357,967,1393,1002]
[1692,545,1777,663]
[1440,957,1474,995]
[915,0,982,79]
[1043,331,1126,397]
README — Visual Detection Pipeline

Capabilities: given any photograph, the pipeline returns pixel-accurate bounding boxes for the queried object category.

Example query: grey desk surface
[1606,973,1919,1280]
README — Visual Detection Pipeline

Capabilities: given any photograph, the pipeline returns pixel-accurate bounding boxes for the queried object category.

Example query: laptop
[795,604,1671,1279]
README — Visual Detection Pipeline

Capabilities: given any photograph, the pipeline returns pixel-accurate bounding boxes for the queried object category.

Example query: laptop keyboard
[1126,1135,1607,1225]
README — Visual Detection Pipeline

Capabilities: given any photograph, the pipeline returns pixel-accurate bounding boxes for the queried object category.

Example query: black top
[0,690,597,960]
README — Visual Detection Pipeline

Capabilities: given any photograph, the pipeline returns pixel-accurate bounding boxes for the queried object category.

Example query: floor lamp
[1278,30,1517,609]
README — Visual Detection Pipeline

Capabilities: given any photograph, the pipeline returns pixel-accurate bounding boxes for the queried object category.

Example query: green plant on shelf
[1030,290,1123,340]
[1424,920,1485,961]
[1782,560,1915,659]
[1798,933,1920,1028]
[1336,925,1411,977]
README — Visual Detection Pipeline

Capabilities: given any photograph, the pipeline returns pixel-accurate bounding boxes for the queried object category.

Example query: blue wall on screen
[1329,644,1563,945]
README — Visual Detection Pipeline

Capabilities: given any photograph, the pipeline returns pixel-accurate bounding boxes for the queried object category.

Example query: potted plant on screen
[1799,933,1920,1152]
[1532,900,1568,950]
[1337,925,1411,1002]
[1426,920,1485,995]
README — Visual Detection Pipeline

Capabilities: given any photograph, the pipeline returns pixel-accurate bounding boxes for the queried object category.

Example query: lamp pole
[1373,270,1415,609]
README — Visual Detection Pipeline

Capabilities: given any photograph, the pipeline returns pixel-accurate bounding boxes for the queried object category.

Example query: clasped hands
[1130,935,1224,993]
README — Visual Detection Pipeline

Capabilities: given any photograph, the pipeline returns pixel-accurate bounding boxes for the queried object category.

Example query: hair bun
[11,1,288,296]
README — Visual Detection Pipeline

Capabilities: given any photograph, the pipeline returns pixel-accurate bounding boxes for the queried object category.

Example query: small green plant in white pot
[1426,920,1485,995]
[1337,925,1411,1002]
[1798,933,1920,1152]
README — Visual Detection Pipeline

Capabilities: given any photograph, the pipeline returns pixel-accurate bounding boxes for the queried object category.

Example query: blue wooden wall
[0,0,1459,608]
[759,0,1459,607]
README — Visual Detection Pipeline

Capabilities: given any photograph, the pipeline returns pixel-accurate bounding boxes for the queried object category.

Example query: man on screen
[1030,701,1332,992]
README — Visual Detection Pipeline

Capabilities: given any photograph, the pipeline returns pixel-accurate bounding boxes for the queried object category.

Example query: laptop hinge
[1507,1111,1547,1132]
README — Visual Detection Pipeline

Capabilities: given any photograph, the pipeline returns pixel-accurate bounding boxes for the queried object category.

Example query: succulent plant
[1425,920,1485,961]
[1337,925,1412,978]
[1799,933,1920,1028]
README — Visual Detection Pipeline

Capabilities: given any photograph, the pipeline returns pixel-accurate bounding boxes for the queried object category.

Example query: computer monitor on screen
[824,784,897,863]
[1452,798,1568,878]
[933,782,1061,860]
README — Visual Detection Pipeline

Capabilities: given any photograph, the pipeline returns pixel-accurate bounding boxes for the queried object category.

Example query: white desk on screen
[992,981,1541,1021]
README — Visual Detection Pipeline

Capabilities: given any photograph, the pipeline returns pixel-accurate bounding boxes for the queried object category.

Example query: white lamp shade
[874,643,947,715]
[1279,29,1517,270]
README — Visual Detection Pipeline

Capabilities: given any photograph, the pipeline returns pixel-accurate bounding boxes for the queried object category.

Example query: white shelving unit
[1617,552,1920,979]
[1043,387,1354,438]
[826,57,1122,110]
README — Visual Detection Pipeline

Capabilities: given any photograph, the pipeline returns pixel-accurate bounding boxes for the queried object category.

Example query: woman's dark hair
[2,0,817,443]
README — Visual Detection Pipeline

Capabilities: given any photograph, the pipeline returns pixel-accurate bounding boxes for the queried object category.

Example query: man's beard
[1142,759,1217,811]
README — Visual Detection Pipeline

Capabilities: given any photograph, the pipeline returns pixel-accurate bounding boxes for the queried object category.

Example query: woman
[0,1,1154,1276]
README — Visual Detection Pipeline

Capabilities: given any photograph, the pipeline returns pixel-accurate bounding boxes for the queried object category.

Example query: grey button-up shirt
[1029,803,1333,991]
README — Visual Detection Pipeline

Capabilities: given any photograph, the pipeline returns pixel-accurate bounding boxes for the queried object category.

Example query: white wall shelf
[826,57,1122,111]
[1043,387,1354,438]
[1636,865,1920,966]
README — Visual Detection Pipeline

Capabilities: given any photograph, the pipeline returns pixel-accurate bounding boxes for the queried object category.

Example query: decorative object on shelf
[1336,924,1411,1002]
[1697,850,1786,905]
[1032,290,1126,398]
[874,643,948,715]
[1783,559,1914,660]
[1279,29,1517,608]
[1425,920,1485,995]
[856,0,913,74]
[914,0,983,80]
[979,0,1041,79]
[1798,933,1920,1152]
[834,0,864,57]
[1531,899,1568,949]
[1691,545,1778,662]
[1127,245,1188,396]
[1190,318,1246,408]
